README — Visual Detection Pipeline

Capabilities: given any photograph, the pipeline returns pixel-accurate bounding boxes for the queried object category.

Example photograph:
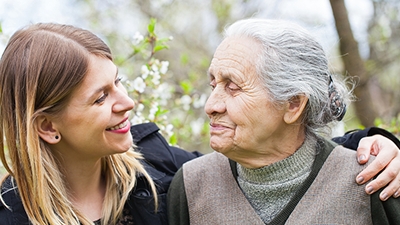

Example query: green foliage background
[0,0,400,177]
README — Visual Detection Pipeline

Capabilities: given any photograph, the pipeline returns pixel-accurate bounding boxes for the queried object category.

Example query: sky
[0,0,77,33]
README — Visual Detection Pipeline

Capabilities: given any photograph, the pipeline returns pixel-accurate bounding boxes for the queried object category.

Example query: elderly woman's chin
[209,136,233,154]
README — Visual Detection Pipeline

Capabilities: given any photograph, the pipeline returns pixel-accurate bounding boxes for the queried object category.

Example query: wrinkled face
[205,37,288,160]
[54,55,135,161]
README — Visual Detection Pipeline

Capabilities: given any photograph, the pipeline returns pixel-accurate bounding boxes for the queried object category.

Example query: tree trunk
[329,0,377,127]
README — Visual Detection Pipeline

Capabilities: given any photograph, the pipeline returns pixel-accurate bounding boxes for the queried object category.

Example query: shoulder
[183,151,225,171]
[321,137,372,171]
[181,152,232,189]
[0,176,29,224]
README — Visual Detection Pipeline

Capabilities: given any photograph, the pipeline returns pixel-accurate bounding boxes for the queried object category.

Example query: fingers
[356,136,377,164]
[356,135,395,182]
[364,156,400,201]
[355,135,400,201]
[356,151,390,185]
[365,156,400,201]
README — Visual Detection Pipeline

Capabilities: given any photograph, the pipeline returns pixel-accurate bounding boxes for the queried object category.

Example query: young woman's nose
[112,86,135,113]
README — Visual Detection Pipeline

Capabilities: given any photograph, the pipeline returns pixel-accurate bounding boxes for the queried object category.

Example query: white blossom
[151,71,161,85]
[165,124,174,137]
[148,114,155,121]
[132,32,144,45]
[180,95,192,111]
[136,103,145,113]
[160,61,169,74]
[190,118,204,136]
[148,103,159,121]
[133,77,146,93]
[135,110,142,117]
[155,83,171,105]
[181,95,192,105]
[124,80,134,92]
[151,63,159,73]
[141,65,150,79]
[193,94,207,109]
[130,115,144,125]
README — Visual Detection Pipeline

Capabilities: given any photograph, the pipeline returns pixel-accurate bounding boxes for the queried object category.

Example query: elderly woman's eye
[209,81,216,90]
[227,82,240,91]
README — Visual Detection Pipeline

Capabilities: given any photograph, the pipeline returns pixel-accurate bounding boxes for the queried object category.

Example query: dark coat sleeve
[128,122,201,225]
[130,122,202,180]
[332,127,400,150]
[371,189,400,225]
[130,122,202,192]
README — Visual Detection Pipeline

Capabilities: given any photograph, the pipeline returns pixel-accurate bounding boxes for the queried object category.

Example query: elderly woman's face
[205,37,288,162]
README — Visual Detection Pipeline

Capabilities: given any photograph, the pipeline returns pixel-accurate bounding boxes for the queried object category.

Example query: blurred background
[0,0,399,173]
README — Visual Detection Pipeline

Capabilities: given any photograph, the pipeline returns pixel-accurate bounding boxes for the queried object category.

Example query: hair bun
[329,76,347,121]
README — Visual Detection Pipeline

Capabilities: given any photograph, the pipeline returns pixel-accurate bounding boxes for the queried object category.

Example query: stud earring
[55,135,59,140]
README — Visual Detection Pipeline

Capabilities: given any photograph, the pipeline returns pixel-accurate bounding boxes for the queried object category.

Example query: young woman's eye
[115,76,122,85]
[94,93,109,104]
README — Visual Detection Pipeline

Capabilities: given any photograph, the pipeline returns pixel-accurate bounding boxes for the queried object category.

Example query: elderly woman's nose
[204,90,225,115]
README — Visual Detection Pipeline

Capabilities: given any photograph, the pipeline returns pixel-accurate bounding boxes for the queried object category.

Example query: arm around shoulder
[332,127,400,150]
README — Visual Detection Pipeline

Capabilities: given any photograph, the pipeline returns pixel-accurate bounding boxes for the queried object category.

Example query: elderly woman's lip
[210,123,231,129]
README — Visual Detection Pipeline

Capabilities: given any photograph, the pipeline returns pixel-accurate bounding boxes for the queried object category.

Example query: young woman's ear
[35,115,60,144]
[283,95,308,124]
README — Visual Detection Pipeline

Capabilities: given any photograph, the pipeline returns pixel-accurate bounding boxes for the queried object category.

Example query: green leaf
[148,18,157,34]
[169,133,178,145]
[154,44,169,52]
[180,53,189,65]
[157,37,170,42]
[180,80,193,94]
[374,118,383,126]
[155,108,169,117]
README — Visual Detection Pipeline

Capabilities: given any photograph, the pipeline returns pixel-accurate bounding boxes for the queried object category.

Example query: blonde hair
[0,23,157,225]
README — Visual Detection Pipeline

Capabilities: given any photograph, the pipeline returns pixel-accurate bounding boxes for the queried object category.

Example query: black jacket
[126,122,201,225]
[0,123,398,224]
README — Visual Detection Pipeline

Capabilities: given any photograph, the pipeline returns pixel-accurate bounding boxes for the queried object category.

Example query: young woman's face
[53,55,135,161]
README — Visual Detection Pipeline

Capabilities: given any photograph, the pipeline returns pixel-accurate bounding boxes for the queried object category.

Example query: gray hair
[224,18,352,135]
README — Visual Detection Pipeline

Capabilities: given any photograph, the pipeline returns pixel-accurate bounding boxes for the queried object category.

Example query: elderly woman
[167,18,400,224]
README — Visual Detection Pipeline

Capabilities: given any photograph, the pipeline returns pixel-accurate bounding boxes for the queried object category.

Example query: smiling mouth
[106,120,129,131]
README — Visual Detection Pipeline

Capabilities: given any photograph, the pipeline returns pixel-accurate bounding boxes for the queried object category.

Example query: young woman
[0,23,157,225]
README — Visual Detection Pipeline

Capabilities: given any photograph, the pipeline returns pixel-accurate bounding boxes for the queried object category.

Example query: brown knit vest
[183,146,373,225]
